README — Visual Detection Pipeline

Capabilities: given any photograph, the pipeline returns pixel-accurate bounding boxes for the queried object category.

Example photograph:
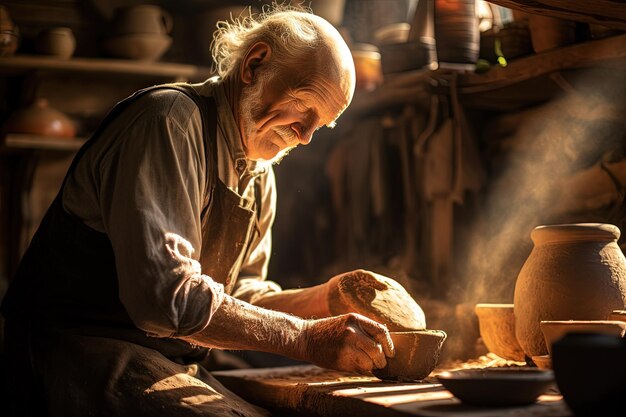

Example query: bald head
[212,7,355,116]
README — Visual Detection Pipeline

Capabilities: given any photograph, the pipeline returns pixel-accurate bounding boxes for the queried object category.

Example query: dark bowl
[437,367,555,406]
[552,333,626,417]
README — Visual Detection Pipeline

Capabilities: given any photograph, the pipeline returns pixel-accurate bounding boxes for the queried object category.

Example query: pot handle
[162,10,173,34]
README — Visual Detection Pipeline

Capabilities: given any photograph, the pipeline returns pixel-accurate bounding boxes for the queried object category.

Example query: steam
[453,68,626,306]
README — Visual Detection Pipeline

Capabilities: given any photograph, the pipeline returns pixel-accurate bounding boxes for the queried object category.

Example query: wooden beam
[487,0,626,30]
[460,34,626,93]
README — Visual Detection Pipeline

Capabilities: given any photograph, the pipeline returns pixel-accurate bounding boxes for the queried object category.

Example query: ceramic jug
[513,223,626,358]
[111,5,173,35]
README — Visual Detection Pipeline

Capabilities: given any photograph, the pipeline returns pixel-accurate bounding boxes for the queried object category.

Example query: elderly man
[1,6,425,417]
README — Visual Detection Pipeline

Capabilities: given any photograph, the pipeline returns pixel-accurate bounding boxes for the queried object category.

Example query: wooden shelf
[2,134,86,152]
[0,54,211,81]
[459,33,626,94]
[487,0,626,30]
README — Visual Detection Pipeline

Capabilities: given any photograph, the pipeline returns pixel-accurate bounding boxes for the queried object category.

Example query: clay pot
[513,223,626,358]
[373,329,447,381]
[101,33,171,61]
[0,5,19,57]
[351,43,383,92]
[35,27,75,59]
[110,4,172,36]
[540,320,626,357]
[475,303,525,362]
[3,98,76,138]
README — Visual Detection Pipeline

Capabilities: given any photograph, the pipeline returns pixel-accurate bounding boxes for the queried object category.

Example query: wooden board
[486,0,626,30]
[213,365,572,417]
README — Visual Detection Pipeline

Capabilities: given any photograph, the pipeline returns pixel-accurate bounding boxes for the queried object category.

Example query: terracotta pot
[514,223,626,358]
[351,43,383,92]
[0,5,19,57]
[373,329,447,381]
[3,98,76,138]
[110,4,172,36]
[101,33,171,61]
[475,303,525,362]
[35,27,75,59]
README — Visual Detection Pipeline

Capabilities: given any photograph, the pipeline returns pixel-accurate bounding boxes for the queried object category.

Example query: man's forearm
[250,282,332,318]
[179,294,307,361]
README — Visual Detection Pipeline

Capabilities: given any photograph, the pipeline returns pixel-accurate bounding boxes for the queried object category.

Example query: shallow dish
[437,367,555,406]
[540,320,626,356]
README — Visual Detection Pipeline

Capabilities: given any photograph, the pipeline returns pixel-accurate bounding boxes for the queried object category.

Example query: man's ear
[240,42,272,85]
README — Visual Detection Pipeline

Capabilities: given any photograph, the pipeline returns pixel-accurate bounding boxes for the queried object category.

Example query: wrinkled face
[239,57,352,163]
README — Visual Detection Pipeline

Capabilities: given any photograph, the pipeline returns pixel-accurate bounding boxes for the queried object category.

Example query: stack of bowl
[101,4,173,61]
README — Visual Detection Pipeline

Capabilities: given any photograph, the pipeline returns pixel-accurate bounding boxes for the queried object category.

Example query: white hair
[210,4,326,78]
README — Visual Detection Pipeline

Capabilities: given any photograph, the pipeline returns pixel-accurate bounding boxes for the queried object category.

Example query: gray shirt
[62,78,281,338]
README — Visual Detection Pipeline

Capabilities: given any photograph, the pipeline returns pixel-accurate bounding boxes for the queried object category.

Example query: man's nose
[295,113,320,145]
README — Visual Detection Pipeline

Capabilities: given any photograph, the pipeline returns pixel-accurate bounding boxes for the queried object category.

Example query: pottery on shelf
[514,223,626,358]
[101,4,173,61]
[0,5,19,57]
[3,98,76,138]
[35,27,76,59]
[372,329,447,382]
[101,33,171,61]
[475,303,525,362]
[110,4,173,36]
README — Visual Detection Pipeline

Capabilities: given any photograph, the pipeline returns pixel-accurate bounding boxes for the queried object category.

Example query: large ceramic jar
[514,223,626,357]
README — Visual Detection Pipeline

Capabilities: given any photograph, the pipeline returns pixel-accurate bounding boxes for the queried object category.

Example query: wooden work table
[213,364,571,417]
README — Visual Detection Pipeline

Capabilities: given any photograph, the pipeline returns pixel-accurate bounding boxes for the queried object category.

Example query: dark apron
[1,84,265,417]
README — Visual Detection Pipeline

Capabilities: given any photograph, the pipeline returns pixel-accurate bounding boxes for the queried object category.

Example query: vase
[513,223,626,358]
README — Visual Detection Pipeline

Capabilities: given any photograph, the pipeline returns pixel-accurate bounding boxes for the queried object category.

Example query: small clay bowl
[475,303,526,362]
[373,329,447,382]
[531,354,552,369]
[540,320,626,357]
[437,367,555,406]
[608,310,626,322]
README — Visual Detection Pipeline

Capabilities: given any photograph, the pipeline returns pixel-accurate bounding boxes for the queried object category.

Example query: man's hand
[299,313,395,375]
[326,269,427,331]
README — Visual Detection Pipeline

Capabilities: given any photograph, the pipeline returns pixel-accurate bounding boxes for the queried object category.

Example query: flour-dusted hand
[299,313,395,375]
[326,269,427,331]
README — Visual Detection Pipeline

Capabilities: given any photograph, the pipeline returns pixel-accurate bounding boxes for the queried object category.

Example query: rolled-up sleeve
[98,91,224,337]
[231,167,283,304]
